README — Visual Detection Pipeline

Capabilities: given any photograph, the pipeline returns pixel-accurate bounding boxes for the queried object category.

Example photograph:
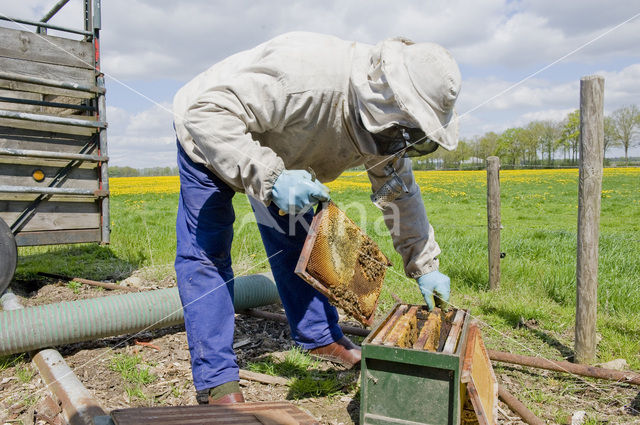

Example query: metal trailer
[0,0,108,292]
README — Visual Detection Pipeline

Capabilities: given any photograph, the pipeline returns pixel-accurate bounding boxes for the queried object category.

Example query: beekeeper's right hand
[417,271,451,311]
[271,170,330,214]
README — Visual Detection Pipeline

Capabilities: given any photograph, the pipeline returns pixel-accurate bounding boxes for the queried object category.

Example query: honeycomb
[370,305,462,352]
[304,201,391,323]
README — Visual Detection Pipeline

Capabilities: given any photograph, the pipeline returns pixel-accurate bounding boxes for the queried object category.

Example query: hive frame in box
[294,202,383,326]
[360,304,472,425]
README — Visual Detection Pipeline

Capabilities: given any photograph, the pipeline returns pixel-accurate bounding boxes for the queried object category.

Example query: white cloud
[95,0,640,78]
[518,108,575,124]
[4,0,639,163]
[457,64,640,140]
[107,103,176,167]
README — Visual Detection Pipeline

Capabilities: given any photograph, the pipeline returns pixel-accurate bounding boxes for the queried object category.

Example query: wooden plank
[461,323,498,425]
[0,125,93,153]
[0,78,93,99]
[0,156,98,170]
[0,116,96,136]
[0,193,95,203]
[370,304,407,345]
[0,27,94,69]
[0,89,42,113]
[14,228,101,246]
[0,57,96,89]
[0,161,99,190]
[0,199,99,232]
[239,369,290,386]
[42,95,89,116]
[110,402,319,425]
[0,91,89,116]
[442,309,466,354]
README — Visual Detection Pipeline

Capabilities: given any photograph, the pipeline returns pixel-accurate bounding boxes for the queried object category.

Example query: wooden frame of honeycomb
[295,201,391,326]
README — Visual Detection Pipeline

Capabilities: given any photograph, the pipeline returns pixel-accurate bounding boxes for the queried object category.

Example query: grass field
[16,167,640,375]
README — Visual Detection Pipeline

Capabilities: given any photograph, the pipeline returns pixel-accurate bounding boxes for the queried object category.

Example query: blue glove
[416,271,450,311]
[271,169,330,214]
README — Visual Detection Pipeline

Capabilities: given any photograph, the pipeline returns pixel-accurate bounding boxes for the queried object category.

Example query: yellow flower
[110,176,180,195]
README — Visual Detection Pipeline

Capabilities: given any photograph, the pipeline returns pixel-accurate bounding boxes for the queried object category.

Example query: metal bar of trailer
[0,185,108,197]
[0,109,105,129]
[0,71,103,94]
[0,147,107,162]
[0,96,96,112]
[41,0,72,23]
[0,15,93,37]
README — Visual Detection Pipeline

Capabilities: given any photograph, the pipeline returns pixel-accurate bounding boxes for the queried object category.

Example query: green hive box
[360,305,471,425]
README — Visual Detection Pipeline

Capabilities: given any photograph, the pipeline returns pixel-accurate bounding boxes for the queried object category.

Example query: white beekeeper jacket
[173,32,461,278]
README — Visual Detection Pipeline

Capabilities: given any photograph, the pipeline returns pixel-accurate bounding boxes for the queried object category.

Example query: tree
[611,105,640,164]
[531,120,561,165]
[603,116,620,158]
[522,122,544,165]
[478,131,500,159]
[497,127,525,166]
[559,110,580,164]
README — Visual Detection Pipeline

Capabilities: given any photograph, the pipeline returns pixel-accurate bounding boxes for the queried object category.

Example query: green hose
[0,273,280,356]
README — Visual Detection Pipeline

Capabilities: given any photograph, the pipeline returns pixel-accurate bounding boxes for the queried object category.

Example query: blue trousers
[175,142,343,391]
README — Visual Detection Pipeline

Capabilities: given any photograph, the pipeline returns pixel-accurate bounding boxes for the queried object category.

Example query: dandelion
[110,176,180,195]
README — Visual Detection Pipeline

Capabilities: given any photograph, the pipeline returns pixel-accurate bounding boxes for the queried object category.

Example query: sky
[2,0,640,167]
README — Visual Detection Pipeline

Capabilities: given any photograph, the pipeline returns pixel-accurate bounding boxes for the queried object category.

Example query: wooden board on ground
[110,401,319,425]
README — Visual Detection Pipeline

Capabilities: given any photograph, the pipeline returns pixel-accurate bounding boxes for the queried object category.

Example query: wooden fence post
[575,75,605,364]
[487,156,501,290]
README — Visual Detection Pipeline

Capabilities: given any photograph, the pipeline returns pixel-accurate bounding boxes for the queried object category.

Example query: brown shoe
[209,392,245,404]
[308,336,361,368]
[206,381,245,404]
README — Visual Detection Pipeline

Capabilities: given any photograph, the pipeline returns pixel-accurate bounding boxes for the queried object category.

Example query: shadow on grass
[523,326,574,361]
[447,266,489,292]
[481,305,574,360]
[247,348,358,400]
[13,244,138,296]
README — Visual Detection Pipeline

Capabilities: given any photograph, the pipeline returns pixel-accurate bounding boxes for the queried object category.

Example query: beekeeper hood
[351,37,461,151]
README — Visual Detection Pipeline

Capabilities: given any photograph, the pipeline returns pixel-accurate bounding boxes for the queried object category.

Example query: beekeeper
[173,32,461,404]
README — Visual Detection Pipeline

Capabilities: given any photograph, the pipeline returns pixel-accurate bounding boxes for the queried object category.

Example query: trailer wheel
[0,218,17,293]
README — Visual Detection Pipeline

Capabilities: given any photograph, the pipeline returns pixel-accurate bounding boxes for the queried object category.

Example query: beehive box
[295,201,391,325]
[360,304,476,425]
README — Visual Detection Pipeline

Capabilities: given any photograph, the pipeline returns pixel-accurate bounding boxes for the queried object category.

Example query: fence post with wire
[486,156,501,290]
[575,75,604,364]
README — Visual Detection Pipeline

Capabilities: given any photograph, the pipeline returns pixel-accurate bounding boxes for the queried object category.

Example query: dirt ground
[1,274,639,424]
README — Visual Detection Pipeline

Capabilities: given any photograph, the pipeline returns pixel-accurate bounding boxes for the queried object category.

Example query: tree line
[109,166,179,177]
[415,104,640,170]
[110,105,639,176]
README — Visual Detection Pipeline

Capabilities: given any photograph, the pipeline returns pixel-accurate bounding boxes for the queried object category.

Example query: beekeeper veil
[351,37,462,153]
